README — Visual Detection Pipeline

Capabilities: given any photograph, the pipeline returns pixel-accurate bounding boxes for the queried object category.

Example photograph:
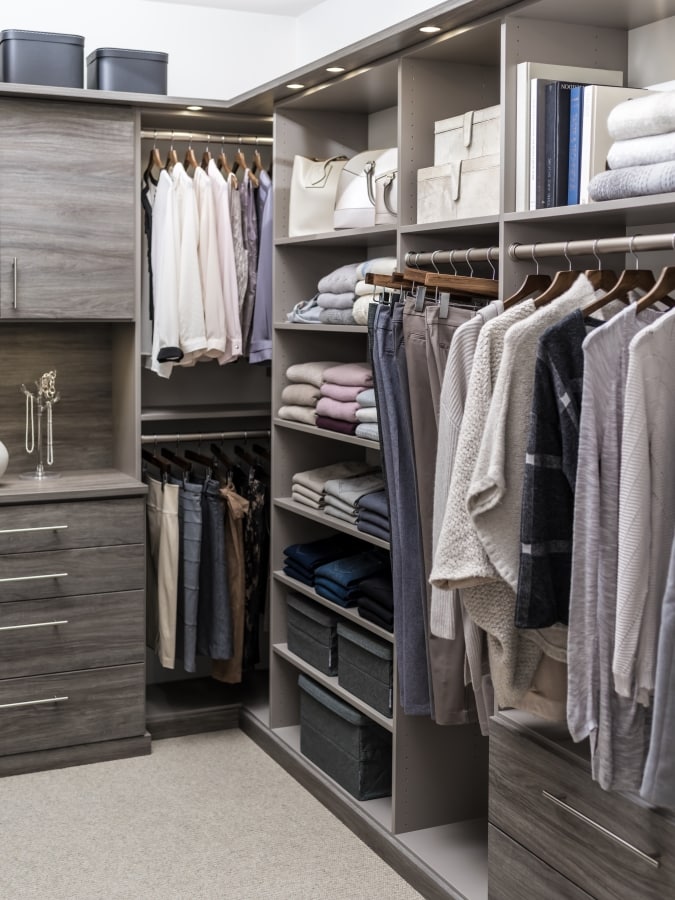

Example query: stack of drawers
[0,496,148,775]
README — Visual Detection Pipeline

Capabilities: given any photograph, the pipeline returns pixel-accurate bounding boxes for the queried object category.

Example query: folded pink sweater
[320,382,363,402]
[322,362,373,388]
[315,396,360,423]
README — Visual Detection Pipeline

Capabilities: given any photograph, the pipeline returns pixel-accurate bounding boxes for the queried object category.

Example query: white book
[579,85,652,204]
[515,61,623,211]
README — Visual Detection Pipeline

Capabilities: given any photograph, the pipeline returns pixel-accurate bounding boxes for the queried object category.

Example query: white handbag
[374,147,398,226]
[288,154,348,237]
[333,148,394,229]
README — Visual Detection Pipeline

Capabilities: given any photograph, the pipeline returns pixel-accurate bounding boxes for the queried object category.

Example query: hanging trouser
[145,475,180,669]
[197,478,233,660]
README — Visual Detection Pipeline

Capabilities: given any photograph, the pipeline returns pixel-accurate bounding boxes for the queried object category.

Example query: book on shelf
[567,85,584,205]
[515,61,623,211]
[579,85,653,204]
[542,80,587,208]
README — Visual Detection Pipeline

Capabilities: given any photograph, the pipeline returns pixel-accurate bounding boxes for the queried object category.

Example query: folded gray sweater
[317,292,356,309]
[317,263,362,294]
[607,131,675,170]
[608,90,675,141]
[589,160,675,201]
[319,308,357,325]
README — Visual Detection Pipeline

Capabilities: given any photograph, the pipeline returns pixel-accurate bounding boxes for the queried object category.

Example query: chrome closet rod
[141,430,270,444]
[140,129,273,145]
[405,247,499,267]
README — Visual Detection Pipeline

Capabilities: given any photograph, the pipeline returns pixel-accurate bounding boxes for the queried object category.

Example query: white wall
[6,0,442,99]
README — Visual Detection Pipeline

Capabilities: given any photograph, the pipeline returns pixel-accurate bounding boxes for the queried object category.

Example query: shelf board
[274,570,393,643]
[398,819,488,900]
[400,216,500,237]
[274,497,390,550]
[141,403,272,423]
[274,643,393,730]
[272,724,393,829]
[274,418,380,449]
[0,469,146,504]
[504,193,675,228]
[275,323,369,333]
[276,226,397,248]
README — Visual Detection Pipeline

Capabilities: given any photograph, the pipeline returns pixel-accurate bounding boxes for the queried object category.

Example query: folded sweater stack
[317,362,374,436]
[290,459,375,510]
[351,570,394,632]
[589,91,675,201]
[354,388,379,443]
[282,534,363,586]
[278,360,338,427]
[324,470,385,525]
[356,488,389,542]
[314,548,389,608]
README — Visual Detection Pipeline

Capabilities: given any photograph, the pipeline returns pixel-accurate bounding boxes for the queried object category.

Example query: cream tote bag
[333,149,394,229]
[288,155,347,237]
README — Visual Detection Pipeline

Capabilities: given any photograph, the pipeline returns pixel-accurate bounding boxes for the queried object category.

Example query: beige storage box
[417,154,500,223]
[434,104,501,166]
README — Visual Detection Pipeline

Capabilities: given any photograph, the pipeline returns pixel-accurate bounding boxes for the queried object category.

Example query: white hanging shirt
[171,162,207,362]
[193,165,226,361]
[150,168,180,378]
[208,158,242,362]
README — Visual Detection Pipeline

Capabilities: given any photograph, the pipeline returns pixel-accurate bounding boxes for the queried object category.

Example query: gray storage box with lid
[337,621,393,717]
[87,48,168,94]
[287,592,338,676]
[0,30,84,88]
[298,673,391,801]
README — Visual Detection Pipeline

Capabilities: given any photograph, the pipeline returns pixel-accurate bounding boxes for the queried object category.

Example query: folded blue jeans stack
[283,534,362,586]
[351,573,394,632]
[314,549,388,608]
[356,489,390,542]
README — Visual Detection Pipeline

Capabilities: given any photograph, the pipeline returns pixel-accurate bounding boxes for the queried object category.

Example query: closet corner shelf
[271,723,393,830]
[400,215,499,236]
[274,418,380,449]
[141,403,272,423]
[273,570,394,644]
[504,192,675,228]
[273,642,394,732]
[274,497,390,550]
[275,323,369,334]
[275,226,397,248]
[0,469,146,504]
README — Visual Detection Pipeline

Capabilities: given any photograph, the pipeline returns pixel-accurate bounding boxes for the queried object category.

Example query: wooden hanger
[503,247,552,307]
[583,237,658,316]
[252,442,270,461]
[635,264,675,312]
[201,136,212,170]
[251,148,265,176]
[531,243,582,308]
[160,446,192,474]
[184,138,199,173]
[582,239,619,296]
[425,271,500,298]
[165,135,178,171]
[144,134,163,181]
[184,448,215,475]
[141,447,171,479]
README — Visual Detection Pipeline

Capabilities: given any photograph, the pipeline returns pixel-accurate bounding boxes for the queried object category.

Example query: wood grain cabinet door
[0,98,135,320]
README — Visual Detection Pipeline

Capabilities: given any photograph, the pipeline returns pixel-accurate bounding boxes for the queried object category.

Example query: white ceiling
[147,0,326,14]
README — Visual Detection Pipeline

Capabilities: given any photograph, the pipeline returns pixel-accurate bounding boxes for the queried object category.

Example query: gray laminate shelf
[275,226,397,247]
[274,498,390,550]
[274,418,380,449]
[0,470,146,504]
[274,642,393,731]
[400,216,499,236]
[274,570,393,643]
[275,323,369,333]
[503,193,675,228]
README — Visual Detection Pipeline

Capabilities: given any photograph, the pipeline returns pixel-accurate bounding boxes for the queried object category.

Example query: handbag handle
[309,155,347,188]
[364,160,378,206]
[382,172,397,215]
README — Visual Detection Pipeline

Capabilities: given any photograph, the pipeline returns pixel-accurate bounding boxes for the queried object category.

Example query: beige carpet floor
[0,729,423,899]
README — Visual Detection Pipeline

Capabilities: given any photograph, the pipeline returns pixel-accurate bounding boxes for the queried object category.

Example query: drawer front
[489,719,675,899]
[0,664,145,757]
[0,544,144,603]
[488,825,593,900]
[0,498,144,554]
[0,591,144,678]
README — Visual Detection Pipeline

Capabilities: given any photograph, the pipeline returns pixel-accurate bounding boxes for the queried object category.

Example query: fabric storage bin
[287,592,339,676]
[87,48,168,94]
[0,30,84,88]
[298,673,392,800]
[337,622,393,717]
[434,104,500,166]
[417,154,500,223]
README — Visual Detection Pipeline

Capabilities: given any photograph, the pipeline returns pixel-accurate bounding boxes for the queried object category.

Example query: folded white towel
[607,131,675,169]
[608,90,674,141]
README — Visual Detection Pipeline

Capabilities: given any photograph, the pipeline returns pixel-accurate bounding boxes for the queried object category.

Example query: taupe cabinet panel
[0,98,135,320]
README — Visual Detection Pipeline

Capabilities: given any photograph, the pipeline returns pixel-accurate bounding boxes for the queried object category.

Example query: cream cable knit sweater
[467,274,597,662]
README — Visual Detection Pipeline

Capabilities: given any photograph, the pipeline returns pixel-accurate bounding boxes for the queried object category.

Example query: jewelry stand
[20,370,60,480]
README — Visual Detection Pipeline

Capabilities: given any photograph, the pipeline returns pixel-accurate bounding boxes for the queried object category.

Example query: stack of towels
[286,258,397,326]
[324,470,385,525]
[354,388,378,443]
[356,489,389,542]
[350,568,394,632]
[290,460,375,511]
[313,548,389,608]
[282,534,362,586]
[317,362,374,436]
[589,90,675,201]
[278,360,338,426]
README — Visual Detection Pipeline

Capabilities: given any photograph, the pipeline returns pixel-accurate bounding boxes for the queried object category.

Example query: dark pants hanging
[197,478,233,661]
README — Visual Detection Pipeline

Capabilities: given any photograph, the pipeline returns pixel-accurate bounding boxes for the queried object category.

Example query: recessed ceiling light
[419,25,441,33]
[286,83,305,90]
[186,105,203,111]
[326,66,345,73]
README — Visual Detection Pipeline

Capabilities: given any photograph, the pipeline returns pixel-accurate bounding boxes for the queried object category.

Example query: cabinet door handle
[12,257,17,309]
[0,524,69,535]
[0,620,68,632]
[0,572,68,584]
[0,696,68,711]
[542,791,660,869]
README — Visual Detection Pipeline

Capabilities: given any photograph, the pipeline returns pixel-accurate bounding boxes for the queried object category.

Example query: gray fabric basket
[337,621,393,717]
[298,673,391,801]
[287,592,338,675]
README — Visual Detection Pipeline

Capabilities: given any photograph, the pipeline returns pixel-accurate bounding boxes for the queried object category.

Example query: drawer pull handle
[0,525,69,535]
[0,695,68,711]
[542,791,660,869]
[0,572,68,584]
[0,620,68,632]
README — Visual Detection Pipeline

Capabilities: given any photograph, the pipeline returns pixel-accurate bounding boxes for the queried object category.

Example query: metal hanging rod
[141,129,272,145]
[406,232,675,269]
[141,429,270,445]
